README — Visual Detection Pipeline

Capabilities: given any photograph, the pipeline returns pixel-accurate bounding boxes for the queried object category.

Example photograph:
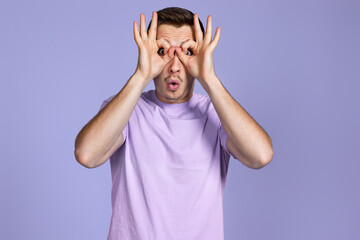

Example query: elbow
[254,138,274,169]
[252,148,273,169]
[74,135,100,168]
[74,148,97,169]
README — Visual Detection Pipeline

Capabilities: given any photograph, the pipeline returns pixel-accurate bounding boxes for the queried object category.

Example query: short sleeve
[218,122,232,178]
[99,95,128,141]
[218,123,232,159]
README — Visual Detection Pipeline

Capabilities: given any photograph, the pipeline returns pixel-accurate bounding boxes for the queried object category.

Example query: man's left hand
[175,14,221,89]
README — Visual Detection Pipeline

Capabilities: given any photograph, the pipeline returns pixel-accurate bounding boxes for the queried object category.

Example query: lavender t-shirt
[99,89,233,240]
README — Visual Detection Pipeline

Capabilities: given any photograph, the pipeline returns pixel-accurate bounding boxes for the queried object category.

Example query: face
[153,24,195,104]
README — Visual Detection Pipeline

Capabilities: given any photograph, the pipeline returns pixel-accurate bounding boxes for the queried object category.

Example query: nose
[168,46,182,73]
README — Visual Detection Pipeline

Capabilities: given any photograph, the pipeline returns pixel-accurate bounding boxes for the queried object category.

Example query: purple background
[1,0,359,239]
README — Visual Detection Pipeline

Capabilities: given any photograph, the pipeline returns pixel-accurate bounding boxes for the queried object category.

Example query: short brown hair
[147,7,205,36]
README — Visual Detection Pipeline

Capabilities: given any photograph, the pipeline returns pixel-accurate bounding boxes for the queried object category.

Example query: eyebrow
[162,38,191,46]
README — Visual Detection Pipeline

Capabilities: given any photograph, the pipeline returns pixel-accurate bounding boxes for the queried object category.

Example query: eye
[186,49,193,56]
[158,48,165,56]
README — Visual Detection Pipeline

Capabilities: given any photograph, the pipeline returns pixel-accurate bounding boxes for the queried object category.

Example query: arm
[176,14,273,169]
[205,77,273,169]
[74,73,146,168]
[74,12,172,168]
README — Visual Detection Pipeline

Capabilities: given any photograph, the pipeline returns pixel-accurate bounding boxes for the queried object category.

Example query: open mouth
[168,81,180,91]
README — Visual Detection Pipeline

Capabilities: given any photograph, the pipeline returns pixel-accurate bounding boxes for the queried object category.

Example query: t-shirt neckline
[150,90,196,114]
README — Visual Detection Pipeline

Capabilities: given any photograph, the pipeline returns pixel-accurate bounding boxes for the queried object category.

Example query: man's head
[147,7,205,104]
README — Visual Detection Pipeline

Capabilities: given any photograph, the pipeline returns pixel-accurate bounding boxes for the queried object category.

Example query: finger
[148,11,157,40]
[209,27,221,51]
[133,21,142,46]
[193,14,203,42]
[175,47,188,65]
[156,38,171,54]
[180,39,197,54]
[204,15,212,44]
[159,46,175,65]
[140,13,148,41]
[167,46,177,59]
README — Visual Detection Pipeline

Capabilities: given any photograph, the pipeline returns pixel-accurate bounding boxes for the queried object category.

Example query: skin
[74,11,273,169]
[135,12,273,168]
[152,24,196,104]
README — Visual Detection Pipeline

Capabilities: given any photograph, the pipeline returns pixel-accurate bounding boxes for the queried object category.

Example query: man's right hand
[133,12,171,82]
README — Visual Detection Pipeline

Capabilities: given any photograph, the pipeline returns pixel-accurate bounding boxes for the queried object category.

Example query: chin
[158,87,185,103]
[164,92,184,102]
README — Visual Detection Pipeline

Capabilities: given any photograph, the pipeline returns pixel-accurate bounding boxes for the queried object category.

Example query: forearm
[204,76,273,166]
[74,72,147,167]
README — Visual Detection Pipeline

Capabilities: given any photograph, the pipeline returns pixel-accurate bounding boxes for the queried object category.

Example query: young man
[75,7,273,240]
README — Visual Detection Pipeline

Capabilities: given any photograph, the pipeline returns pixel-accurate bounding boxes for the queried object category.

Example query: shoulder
[100,90,153,108]
[193,91,209,102]
[139,89,159,109]
[190,92,211,106]
[192,92,215,112]
[102,94,116,103]
[140,89,154,103]
[99,94,116,111]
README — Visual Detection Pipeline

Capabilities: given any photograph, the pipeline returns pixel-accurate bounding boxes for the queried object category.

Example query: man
[75,7,273,240]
